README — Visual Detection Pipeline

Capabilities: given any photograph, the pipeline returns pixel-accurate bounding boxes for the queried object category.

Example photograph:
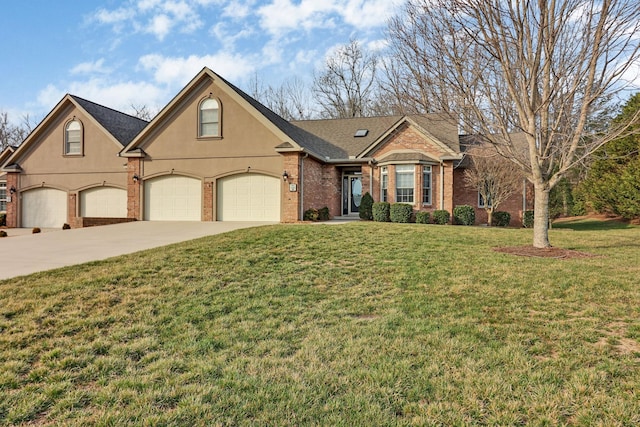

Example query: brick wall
[5,172,18,228]
[453,168,532,226]
[203,181,214,221]
[127,158,142,220]
[302,157,341,218]
[282,152,300,222]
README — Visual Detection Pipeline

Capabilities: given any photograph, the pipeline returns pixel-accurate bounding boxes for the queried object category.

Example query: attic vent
[354,129,369,137]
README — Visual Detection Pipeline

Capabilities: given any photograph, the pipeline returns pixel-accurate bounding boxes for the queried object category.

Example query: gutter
[440,161,445,210]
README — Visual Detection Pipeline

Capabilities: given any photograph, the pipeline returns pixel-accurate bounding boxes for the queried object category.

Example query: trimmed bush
[0,230,7,238]
[62,223,71,230]
[523,210,534,228]
[0,213,5,227]
[492,211,511,227]
[415,211,431,224]
[372,202,390,222]
[318,207,330,221]
[32,227,41,234]
[453,205,475,225]
[390,203,413,223]
[303,208,319,221]
[359,192,373,220]
[432,210,450,225]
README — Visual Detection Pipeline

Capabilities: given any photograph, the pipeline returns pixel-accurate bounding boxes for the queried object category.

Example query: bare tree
[463,144,524,226]
[312,39,379,118]
[387,0,640,247]
[248,74,313,120]
[129,104,155,121]
[1,111,33,151]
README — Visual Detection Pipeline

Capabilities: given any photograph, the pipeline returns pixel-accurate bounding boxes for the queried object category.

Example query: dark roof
[216,76,348,159]
[292,116,402,157]
[378,152,439,164]
[71,95,148,146]
[409,115,460,153]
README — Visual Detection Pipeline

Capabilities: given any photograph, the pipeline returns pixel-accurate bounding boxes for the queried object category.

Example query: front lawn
[1,222,639,425]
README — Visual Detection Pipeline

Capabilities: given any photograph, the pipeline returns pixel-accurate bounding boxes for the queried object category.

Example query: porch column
[281,152,301,222]
[5,172,19,228]
[127,158,142,220]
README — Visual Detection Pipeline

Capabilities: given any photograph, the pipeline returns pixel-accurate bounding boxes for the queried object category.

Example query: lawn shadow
[552,218,635,231]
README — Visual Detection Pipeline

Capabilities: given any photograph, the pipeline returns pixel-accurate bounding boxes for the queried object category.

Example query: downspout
[368,159,374,195]
[299,152,309,220]
[440,161,445,210]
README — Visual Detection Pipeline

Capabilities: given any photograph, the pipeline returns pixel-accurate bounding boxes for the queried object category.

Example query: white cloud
[37,79,169,115]
[147,14,173,40]
[70,59,110,75]
[341,0,401,29]
[138,53,256,86]
[257,0,336,36]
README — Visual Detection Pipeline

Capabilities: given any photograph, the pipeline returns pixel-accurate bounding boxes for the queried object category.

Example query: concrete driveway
[0,221,275,280]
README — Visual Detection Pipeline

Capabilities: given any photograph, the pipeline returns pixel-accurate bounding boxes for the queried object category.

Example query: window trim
[64,119,83,156]
[198,96,222,139]
[380,166,388,202]
[0,181,6,213]
[395,164,415,204]
[422,165,432,206]
[478,181,493,208]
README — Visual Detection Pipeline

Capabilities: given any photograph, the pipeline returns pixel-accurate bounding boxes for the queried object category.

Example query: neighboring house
[1,67,532,228]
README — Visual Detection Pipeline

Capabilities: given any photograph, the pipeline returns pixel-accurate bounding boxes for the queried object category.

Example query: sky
[0,0,401,125]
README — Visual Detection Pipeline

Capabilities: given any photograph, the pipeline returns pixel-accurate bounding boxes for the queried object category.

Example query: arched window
[65,120,82,155]
[199,98,220,137]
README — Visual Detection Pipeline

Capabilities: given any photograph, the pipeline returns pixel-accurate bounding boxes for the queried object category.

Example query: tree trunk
[533,185,551,248]
[487,208,493,226]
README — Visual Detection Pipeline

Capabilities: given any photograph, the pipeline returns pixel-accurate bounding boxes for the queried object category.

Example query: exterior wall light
[9,186,17,194]
[132,174,140,182]
[283,171,289,181]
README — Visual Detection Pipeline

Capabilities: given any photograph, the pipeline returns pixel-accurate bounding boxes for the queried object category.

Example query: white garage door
[21,188,67,228]
[144,175,202,221]
[217,174,280,221]
[81,187,127,218]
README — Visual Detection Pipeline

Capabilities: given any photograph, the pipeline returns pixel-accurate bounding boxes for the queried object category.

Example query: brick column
[127,158,142,220]
[443,161,454,220]
[203,181,214,221]
[5,172,18,228]
[282,152,300,222]
[68,193,81,228]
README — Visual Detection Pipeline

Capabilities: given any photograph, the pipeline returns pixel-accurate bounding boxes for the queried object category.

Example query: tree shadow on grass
[552,217,635,231]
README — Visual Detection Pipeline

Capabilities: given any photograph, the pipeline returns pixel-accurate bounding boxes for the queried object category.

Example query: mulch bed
[493,246,598,259]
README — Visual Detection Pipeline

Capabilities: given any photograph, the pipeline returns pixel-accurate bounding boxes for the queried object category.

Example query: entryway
[342,173,362,216]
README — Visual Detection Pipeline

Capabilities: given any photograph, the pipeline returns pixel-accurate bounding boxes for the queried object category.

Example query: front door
[343,175,362,215]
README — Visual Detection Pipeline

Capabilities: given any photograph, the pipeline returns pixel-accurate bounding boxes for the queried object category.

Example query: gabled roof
[70,96,148,146]
[292,116,402,158]
[3,94,148,170]
[293,114,461,160]
[0,145,17,170]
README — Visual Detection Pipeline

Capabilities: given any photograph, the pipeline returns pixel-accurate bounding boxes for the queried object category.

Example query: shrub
[523,210,534,228]
[372,202,390,222]
[32,227,41,234]
[62,223,71,230]
[415,211,431,224]
[303,208,319,221]
[0,213,5,227]
[0,230,7,238]
[318,207,330,221]
[432,210,450,225]
[492,211,511,227]
[453,205,475,225]
[390,203,413,223]
[359,192,373,220]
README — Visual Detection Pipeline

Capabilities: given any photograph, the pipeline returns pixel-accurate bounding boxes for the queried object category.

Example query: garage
[80,187,127,218]
[21,188,67,228]
[217,173,280,221]
[144,175,202,221]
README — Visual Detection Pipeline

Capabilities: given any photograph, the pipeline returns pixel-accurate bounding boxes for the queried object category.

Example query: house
[1,67,532,228]
[0,145,17,218]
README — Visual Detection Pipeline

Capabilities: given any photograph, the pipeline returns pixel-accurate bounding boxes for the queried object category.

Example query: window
[478,181,493,208]
[0,182,6,212]
[422,166,432,205]
[395,165,414,203]
[65,120,82,155]
[199,98,220,137]
[380,166,388,202]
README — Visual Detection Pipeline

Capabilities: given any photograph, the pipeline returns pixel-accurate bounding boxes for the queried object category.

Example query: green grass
[1,222,639,426]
